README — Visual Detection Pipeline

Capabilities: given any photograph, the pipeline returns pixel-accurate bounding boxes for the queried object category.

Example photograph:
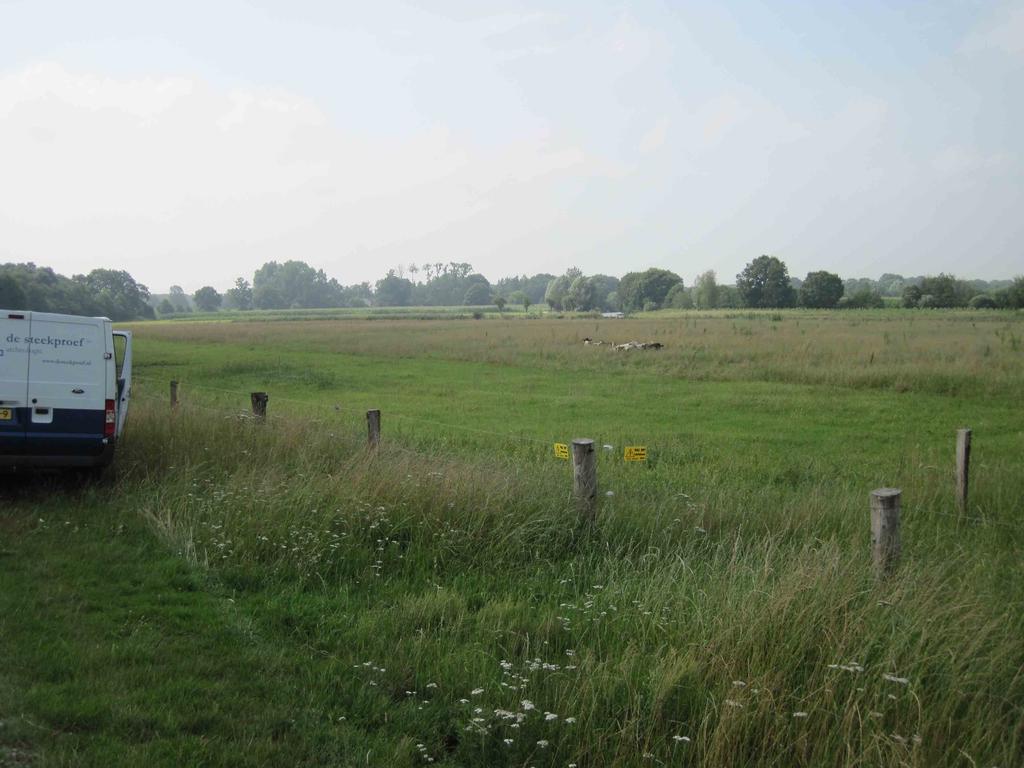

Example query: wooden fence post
[870,488,901,577]
[250,392,268,421]
[367,409,381,449]
[572,438,597,524]
[956,428,972,513]
[170,380,178,410]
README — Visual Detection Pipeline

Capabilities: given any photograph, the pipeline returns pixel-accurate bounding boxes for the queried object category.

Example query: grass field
[2,309,1023,767]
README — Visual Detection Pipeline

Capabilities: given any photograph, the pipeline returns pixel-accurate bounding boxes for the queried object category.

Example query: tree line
[2,258,1022,319]
[0,263,155,320]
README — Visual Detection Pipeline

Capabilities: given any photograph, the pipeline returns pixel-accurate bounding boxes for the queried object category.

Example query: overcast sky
[1,1,1021,292]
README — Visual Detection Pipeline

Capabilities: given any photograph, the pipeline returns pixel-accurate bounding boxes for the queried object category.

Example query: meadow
[2,309,1022,767]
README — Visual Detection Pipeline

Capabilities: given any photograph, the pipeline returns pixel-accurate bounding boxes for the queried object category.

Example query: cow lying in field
[582,338,664,350]
[616,341,663,350]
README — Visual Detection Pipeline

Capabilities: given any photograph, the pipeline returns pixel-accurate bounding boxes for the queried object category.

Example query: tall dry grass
[108,395,1024,767]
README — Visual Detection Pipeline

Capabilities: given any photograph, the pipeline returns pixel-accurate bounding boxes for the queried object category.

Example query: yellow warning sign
[553,443,570,460]
[624,446,647,462]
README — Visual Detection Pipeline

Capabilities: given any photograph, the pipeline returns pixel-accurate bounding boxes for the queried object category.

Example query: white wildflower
[882,673,909,685]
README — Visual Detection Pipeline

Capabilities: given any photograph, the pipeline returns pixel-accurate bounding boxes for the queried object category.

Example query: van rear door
[24,313,109,457]
[112,330,132,437]
[0,311,31,455]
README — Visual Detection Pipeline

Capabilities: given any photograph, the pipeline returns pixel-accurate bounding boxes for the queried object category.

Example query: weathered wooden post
[956,428,972,513]
[170,380,178,410]
[250,392,268,421]
[572,438,597,524]
[367,409,381,449]
[870,488,901,577]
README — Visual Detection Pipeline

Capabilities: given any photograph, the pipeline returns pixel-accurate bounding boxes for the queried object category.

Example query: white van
[0,310,132,469]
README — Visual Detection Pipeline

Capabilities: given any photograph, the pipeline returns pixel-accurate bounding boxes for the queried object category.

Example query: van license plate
[0,408,12,421]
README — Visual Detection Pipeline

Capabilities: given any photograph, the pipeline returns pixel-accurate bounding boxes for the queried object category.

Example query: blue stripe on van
[23,407,108,457]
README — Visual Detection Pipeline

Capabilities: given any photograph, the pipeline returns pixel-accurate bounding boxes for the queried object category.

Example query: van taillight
[105,399,116,437]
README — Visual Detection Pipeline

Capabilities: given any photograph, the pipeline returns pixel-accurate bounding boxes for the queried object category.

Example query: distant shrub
[918,294,939,309]
[839,289,884,309]
[472,311,484,320]
[664,282,694,309]
[643,300,659,312]
[969,294,997,309]
[902,285,923,308]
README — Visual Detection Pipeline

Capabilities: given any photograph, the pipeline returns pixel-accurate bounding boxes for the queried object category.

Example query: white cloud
[961,4,1024,57]
[638,117,670,155]
[0,62,598,290]
[931,145,1008,176]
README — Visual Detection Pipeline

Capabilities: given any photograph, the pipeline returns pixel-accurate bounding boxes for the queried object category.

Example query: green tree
[617,269,682,311]
[716,284,742,308]
[0,263,98,315]
[901,285,922,308]
[340,282,373,308]
[799,271,844,308]
[544,268,582,310]
[463,282,491,305]
[375,273,414,306]
[157,298,176,315]
[992,276,1023,308]
[588,275,620,311]
[736,256,796,308]
[253,285,287,310]
[193,286,222,312]
[694,271,719,309]
[1002,276,1024,309]
[225,277,253,310]
[639,269,682,309]
[664,282,693,309]
[521,274,555,305]
[918,274,959,308]
[617,272,643,311]
[73,269,155,320]
[839,289,884,309]
[0,274,27,309]
[969,294,996,309]
[877,274,906,296]
[493,295,507,312]
[253,261,344,308]
[566,275,598,311]
[169,285,190,312]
